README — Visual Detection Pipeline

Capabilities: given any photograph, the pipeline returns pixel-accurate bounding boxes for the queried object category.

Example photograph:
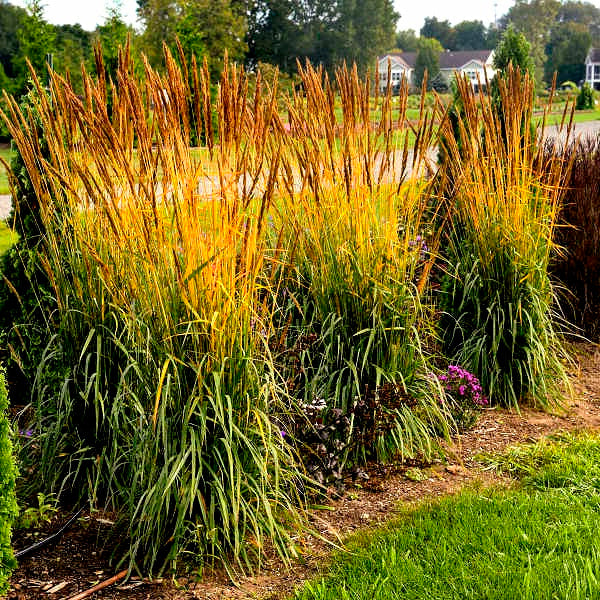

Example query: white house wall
[378,58,411,92]
[586,61,600,90]
[378,70,411,93]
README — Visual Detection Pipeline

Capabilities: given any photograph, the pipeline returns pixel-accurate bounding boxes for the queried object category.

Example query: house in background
[438,50,495,91]
[378,49,495,93]
[377,52,414,93]
[585,48,600,90]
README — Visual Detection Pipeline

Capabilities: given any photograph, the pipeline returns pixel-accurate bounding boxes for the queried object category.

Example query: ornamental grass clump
[274,63,450,466]
[438,67,573,408]
[0,369,17,596]
[1,48,307,574]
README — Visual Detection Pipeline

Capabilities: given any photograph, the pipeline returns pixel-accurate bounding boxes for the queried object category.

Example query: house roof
[461,59,487,70]
[438,50,493,69]
[378,50,493,71]
[587,48,600,63]
[378,53,413,70]
[397,52,417,68]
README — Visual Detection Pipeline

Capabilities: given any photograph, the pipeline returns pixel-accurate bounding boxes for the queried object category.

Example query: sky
[395,0,515,32]
[12,1,141,31]
[10,0,600,35]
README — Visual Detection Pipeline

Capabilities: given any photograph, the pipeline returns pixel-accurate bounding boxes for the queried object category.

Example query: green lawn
[569,109,600,124]
[0,146,12,195]
[331,101,425,126]
[0,221,17,256]
[537,108,600,127]
[292,433,600,600]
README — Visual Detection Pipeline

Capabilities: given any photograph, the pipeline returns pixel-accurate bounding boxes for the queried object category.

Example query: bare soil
[8,341,600,600]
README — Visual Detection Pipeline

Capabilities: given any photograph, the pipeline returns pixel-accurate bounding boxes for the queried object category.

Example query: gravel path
[1,120,599,224]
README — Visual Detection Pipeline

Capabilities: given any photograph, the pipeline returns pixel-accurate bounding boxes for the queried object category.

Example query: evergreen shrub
[576,83,595,110]
[0,86,55,399]
[0,369,17,596]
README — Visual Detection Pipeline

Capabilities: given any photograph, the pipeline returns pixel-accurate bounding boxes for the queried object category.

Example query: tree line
[1,0,599,101]
[0,0,399,96]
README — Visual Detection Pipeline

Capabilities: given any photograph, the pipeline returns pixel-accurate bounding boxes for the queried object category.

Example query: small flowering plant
[407,233,432,286]
[436,365,488,431]
[408,234,429,256]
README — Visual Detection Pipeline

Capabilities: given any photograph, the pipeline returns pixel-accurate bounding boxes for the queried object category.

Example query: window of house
[588,65,592,79]
[595,64,600,78]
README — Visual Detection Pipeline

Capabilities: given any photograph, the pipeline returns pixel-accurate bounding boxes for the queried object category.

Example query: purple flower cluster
[409,234,429,255]
[433,365,488,431]
[438,365,488,407]
[408,235,429,266]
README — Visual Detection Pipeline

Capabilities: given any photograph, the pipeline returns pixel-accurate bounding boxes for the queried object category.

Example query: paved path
[545,119,600,141]
[0,194,10,222]
[1,120,599,224]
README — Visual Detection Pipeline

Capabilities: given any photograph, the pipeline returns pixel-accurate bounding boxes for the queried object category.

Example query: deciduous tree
[420,17,455,49]
[414,37,442,89]
[138,0,246,77]
[53,24,93,94]
[453,20,488,50]
[179,0,247,78]
[246,0,307,72]
[137,0,180,68]
[247,0,397,75]
[15,0,56,95]
[395,29,418,52]
[557,1,600,44]
[505,0,559,85]
[0,2,26,84]
[334,0,398,72]
[545,21,591,84]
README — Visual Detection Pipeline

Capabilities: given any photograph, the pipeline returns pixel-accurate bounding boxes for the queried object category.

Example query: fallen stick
[66,570,128,600]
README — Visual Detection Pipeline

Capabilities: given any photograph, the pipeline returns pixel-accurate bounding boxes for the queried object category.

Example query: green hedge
[0,369,17,596]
